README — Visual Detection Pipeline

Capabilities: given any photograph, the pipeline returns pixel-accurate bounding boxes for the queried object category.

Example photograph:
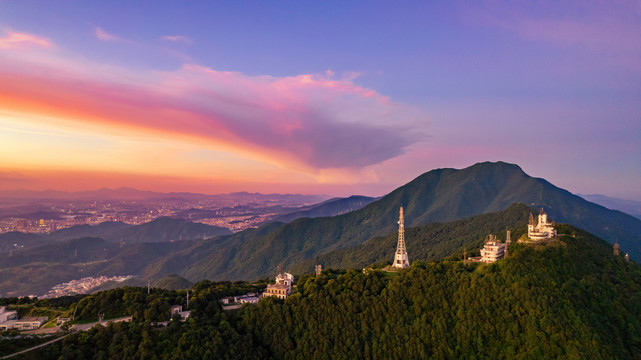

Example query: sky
[0,1,640,199]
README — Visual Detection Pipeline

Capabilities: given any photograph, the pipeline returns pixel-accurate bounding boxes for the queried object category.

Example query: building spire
[393,207,410,268]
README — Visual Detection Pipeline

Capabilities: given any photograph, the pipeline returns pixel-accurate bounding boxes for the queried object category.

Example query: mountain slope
[273,195,378,223]
[25,224,641,359]
[46,221,132,242]
[181,161,641,282]
[581,194,641,220]
[107,217,231,243]
[238,226,641,359]
[291,202,531,274]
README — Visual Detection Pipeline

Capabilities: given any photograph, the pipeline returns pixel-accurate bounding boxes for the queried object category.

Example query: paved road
[71,315,133,331]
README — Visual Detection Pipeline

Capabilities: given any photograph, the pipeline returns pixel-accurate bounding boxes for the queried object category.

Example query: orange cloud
[0,31,51,49]
[0,45,428,190]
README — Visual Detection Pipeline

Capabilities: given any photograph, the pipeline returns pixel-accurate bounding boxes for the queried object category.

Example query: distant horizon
[2,162,641,202]
[2,3,639,201]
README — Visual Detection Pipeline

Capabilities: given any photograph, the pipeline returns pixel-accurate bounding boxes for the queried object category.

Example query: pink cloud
[0,54,427,171]
[162,35,193,45]
[94,27,121,42]
[0,31,51,49]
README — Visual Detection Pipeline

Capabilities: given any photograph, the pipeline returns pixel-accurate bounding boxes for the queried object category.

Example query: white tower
[393,207,410,268]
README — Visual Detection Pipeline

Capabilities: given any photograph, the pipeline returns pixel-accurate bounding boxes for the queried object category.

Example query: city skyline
[1,2,640,199]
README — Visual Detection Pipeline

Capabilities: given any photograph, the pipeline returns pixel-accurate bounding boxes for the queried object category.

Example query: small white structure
[480,235,506,263]
[263,265,294,300]
[392,207,410,268]
[238,295,259,304]
[528,210,556,241]
[170,305,190,321]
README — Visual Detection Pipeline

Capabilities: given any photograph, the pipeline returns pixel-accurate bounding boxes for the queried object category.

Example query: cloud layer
[0,39,425,171]
[0,30,51,49]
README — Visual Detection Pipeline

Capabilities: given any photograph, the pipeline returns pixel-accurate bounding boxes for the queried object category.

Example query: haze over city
[1,2,639,199]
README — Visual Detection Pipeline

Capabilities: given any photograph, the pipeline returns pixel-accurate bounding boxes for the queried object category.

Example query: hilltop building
[480,234,506,263]
[263,264,294,300]
[614,242,620,256]
[528,210,556,241]
[170,305,190,321]
[393,207,410,268]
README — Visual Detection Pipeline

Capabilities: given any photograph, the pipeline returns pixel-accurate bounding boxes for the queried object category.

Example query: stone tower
[614,242,620,256]
[393,207,410,268]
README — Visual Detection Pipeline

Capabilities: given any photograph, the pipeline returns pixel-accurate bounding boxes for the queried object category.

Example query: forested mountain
[3,162,640,298]
[46,221,132,242]
[104,217,231,243]
[14,224,641,359]
[290,202,531,274]
[273,195,378,223]
[0,217,230,297]
[168,162,641,282]
[0,217,230,252]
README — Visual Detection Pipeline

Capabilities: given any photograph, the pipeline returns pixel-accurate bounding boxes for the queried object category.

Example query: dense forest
[4,223,640,359]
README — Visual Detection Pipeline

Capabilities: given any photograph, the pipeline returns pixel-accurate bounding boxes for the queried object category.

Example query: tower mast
[393,207,410,268]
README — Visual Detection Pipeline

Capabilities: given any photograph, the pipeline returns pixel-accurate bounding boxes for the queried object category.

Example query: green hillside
[273,195,378,223]
[106,217,232,243]
[15,224,641,359]
[153,274,194,290]
[178,162,641,282]
[291,202,531,274]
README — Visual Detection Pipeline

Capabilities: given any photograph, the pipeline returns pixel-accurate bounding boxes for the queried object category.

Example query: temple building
[392,207,410,268]
[528,210,557,241]
[262,264,294,300]
[480,234,506,263]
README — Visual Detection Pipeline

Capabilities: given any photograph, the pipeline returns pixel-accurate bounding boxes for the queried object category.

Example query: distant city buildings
[0,196,319,235]
[41,275,133,298]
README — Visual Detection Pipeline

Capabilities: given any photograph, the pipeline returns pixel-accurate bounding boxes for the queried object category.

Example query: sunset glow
[1,2,639,198]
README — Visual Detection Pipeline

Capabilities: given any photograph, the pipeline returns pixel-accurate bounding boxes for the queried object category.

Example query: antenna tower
[392,207,410,268]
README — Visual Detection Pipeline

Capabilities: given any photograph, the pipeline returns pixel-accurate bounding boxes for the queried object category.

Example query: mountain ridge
[173,161,641,282]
